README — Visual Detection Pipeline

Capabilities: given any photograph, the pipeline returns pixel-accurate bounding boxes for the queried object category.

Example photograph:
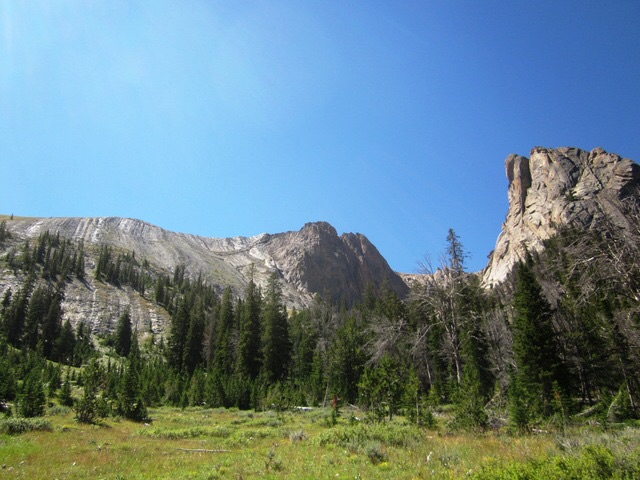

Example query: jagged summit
[483,146,640,287]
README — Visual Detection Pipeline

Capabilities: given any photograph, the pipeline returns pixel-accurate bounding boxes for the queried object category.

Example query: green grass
[0,406,639,479]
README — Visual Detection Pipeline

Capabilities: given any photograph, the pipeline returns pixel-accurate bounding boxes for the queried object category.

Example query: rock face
[264,222,408,306]
[1,218,408,334]
[483,147,640,287]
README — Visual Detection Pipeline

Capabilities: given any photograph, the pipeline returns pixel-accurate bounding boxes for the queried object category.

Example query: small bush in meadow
[365,441,387,464]
[0,417,53,435]
[289,429,307,443]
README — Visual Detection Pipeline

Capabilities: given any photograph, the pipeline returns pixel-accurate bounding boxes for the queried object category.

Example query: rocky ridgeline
[1,218,407,334]
[483,147,640,287]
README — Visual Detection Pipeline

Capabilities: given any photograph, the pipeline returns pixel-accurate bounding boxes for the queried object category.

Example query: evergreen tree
[0,356,17,402]
[328,316,366,404]
[42,287,63,358]
[446,227,466,274]
[288,309,318,391]
[114,309,133,357]
[261,273,291,382]
[73,321,96,366]
[0,288,12,319]
[358,354,405,422]
[75,240,86,279]
[167,297,191,370]
[212,287,235,374]
[451,362,489,431]
[59,370,74,407]
[54,320,76,364]
[19,368,46,417]
[508,370,533,433]
[236,277,262,379]
[511,256,565,416]
[182,301,205,374]
[75,359,105,423]
[23,285,50,350]
[3,272,35,348]
[117,334,148,421]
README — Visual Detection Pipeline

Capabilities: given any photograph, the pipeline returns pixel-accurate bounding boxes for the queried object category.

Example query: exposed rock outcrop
[265,222,408,306]
[483,147,640,287]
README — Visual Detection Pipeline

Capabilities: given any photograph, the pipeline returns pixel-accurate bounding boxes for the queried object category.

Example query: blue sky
[1,1,639,273]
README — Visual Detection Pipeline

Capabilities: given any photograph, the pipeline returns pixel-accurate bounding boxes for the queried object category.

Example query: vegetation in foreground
[1,405,640,479]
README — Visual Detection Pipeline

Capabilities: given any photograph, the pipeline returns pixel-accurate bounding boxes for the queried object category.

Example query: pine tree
[328,316,366,404]
[54,320,76,364]
[236,278,262,379]
[182,301,205,374]
[511,256,565,416]
[73,321,96,366]
[75,240,85,279]
[358,354,405,422]
[0,355,17,402]
[23,285,50,350]
[167,298,190,370]
[261,273,291,382]
[451,362,488,431]
[59,370,74,407]
[75,359,104,423]
[508,370,533,433]
[212,287,235,374]
[114,309,133,357]
[117,334,148,421]
[19,368,46,417]
[42,287,63,358]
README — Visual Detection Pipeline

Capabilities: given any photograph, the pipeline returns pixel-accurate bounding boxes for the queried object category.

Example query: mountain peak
[300,221,338,237]
[483,146,640,287]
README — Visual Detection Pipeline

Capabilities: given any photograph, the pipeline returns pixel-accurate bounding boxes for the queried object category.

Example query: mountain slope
[2,217,407,314]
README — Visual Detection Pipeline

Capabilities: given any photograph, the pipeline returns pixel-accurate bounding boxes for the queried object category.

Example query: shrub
[471,444,640,479]
[289,429,307,443]
[365,441,387,464]
[314,423,421,450]
[0,417,53,435]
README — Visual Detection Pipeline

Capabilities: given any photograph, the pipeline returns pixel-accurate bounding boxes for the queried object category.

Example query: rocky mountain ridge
[1,217,407,317]
[483,146,640,287]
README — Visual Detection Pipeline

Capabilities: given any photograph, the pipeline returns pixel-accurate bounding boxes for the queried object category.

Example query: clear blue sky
[1,1,639,273]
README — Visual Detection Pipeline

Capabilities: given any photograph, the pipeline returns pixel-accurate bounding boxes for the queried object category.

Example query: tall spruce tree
[19,367,46,417]
[261,273,291,382]
[114,309,133,357]
[42,287,63,358]
[213,287,235,374]
[182,300,205,374]
[328,316,366,404]
[511,256,565,416]
[236,277,262,379]
[118,333,148,421]
[167,298,191,371]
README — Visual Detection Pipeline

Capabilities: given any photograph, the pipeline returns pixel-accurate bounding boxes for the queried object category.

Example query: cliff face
[483,147,640,287]
[1,218,407,335]
[265,222,408,306]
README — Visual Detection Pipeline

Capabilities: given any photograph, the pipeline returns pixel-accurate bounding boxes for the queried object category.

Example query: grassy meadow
[2,405,640,479]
